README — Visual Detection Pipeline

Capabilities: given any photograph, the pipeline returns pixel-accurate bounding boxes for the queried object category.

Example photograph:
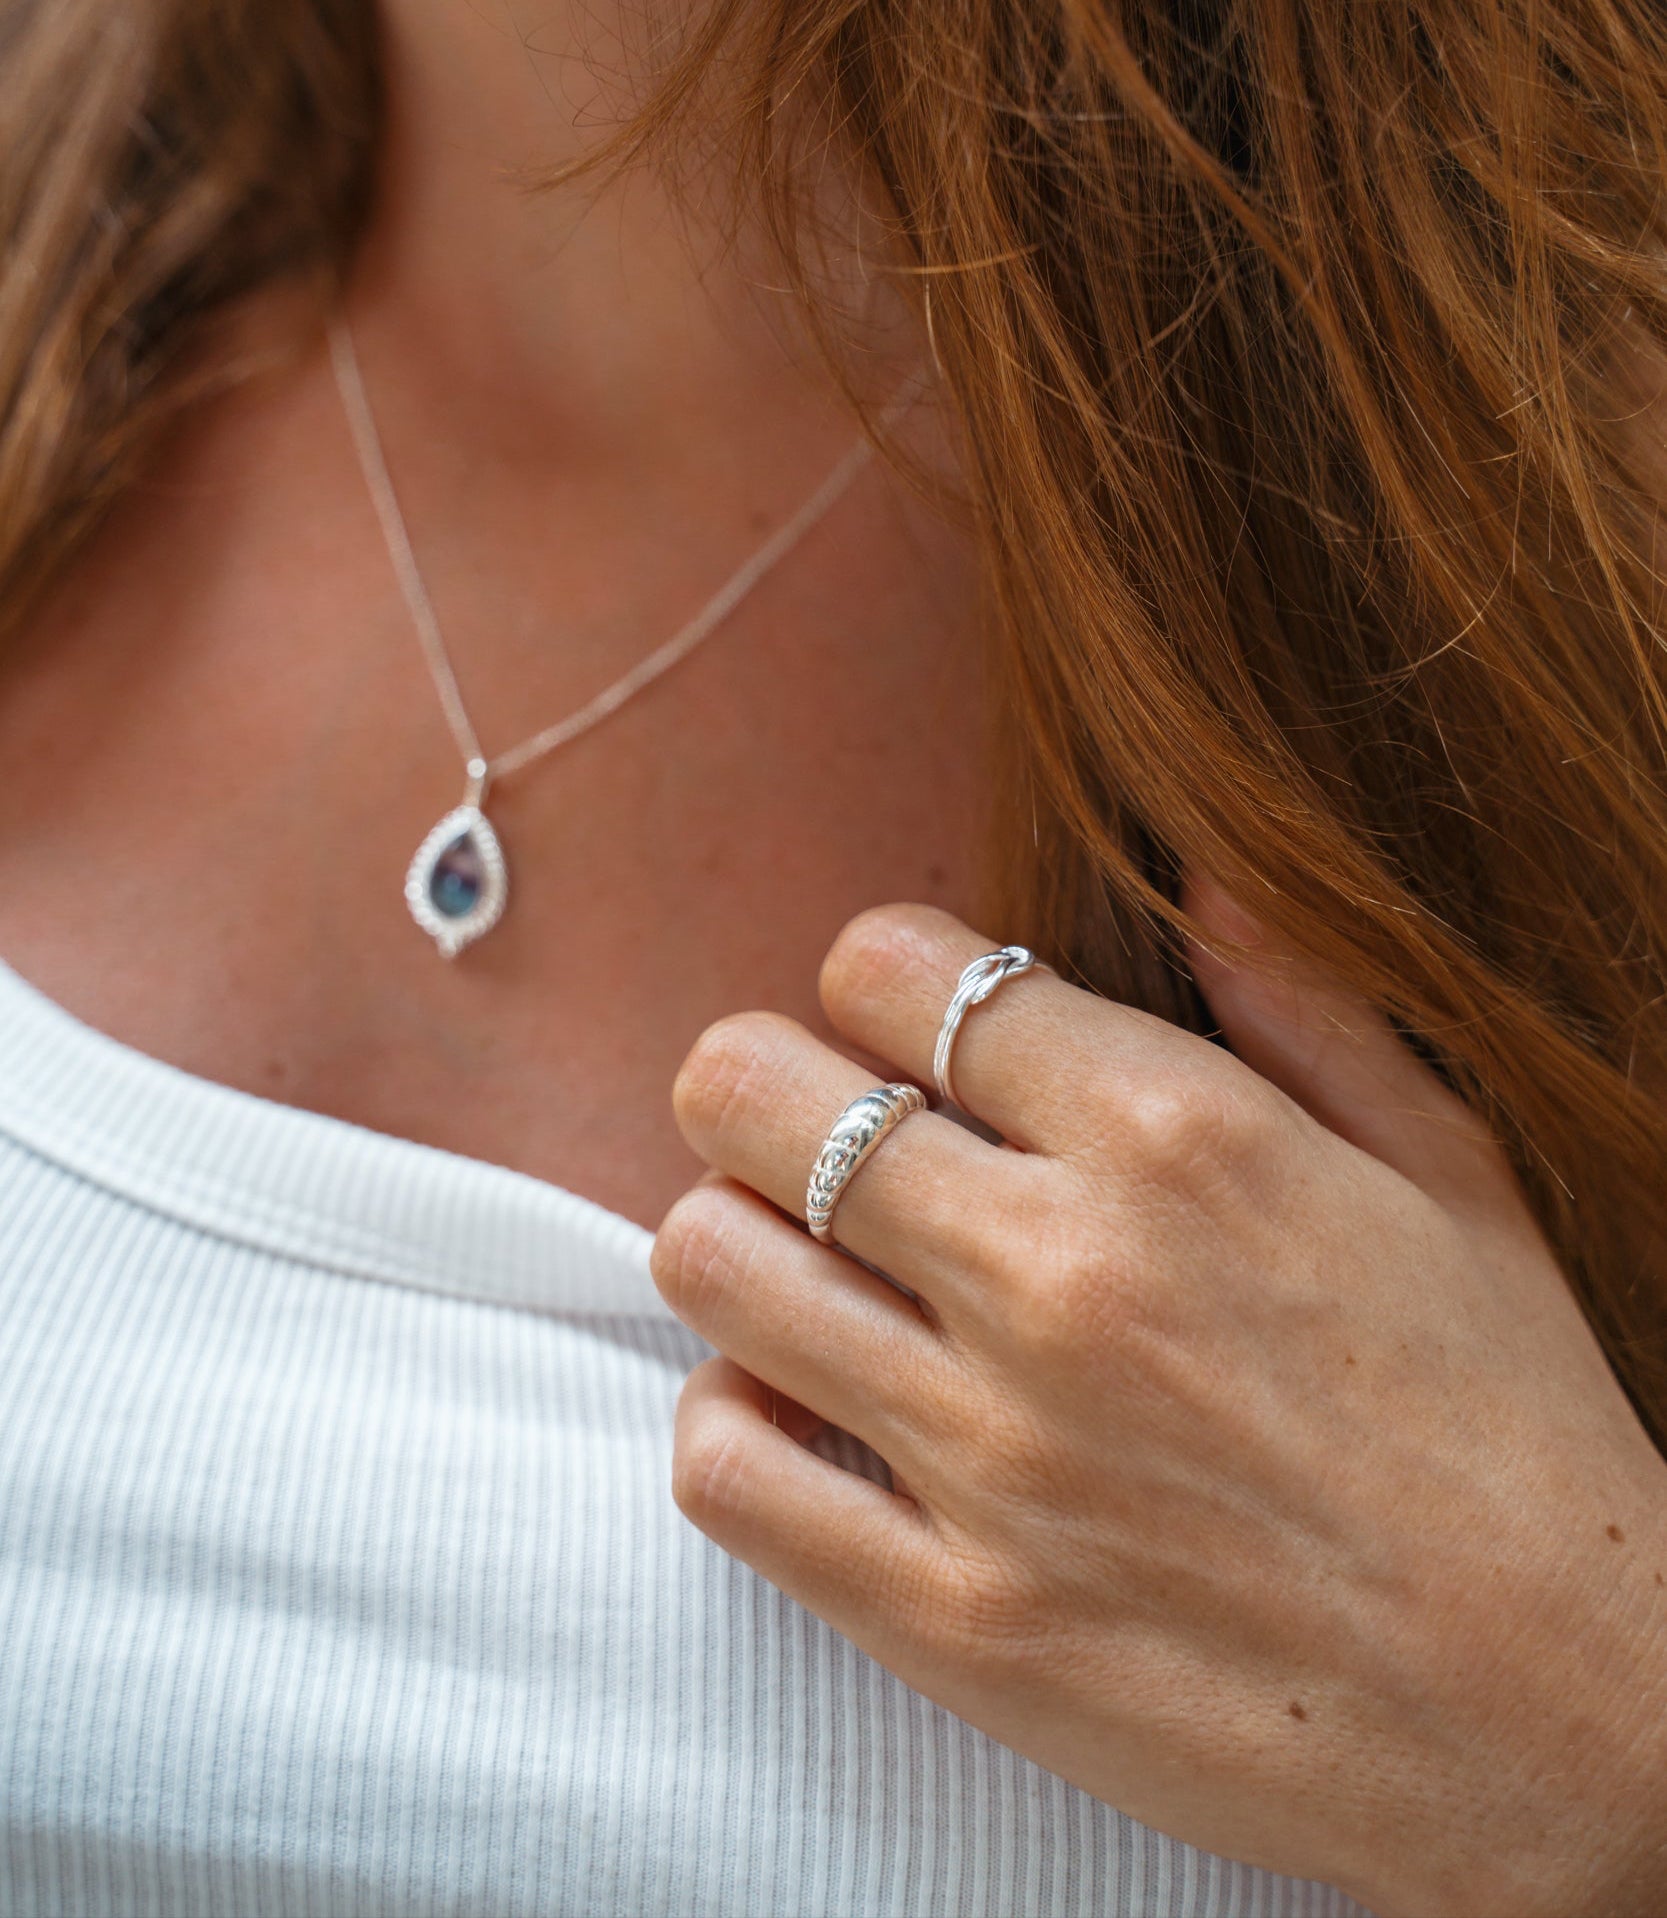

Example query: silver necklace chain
[327,310,914,957]
[328,311,880,798]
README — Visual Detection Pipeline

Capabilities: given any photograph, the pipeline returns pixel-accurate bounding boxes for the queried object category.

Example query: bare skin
[657,896,1667,1915]
[0,0,987,1229]
[6,3,1667,1910]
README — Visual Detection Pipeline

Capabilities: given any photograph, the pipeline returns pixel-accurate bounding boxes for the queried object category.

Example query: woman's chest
[0,557,991,1228]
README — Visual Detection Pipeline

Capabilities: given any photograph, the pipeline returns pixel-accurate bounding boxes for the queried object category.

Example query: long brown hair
[4,0,1667,1445]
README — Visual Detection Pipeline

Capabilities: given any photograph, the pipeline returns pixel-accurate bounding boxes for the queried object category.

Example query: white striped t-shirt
[0,955,1366,1917]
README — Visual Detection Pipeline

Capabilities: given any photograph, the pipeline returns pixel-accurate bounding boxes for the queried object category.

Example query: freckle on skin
[1288,1702,1307,1721]
[1344,1354,1356,1367]
[1607,1524,1625,1543]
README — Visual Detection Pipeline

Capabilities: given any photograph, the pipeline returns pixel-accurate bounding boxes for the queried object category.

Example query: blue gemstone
[430,832,483,918]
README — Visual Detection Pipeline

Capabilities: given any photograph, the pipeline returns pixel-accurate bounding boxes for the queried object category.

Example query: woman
[0,0,1663,1912]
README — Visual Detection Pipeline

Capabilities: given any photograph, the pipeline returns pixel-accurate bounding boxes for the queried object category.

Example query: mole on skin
[1607,1524,1626,1543]
[1287,1702,1308,1722]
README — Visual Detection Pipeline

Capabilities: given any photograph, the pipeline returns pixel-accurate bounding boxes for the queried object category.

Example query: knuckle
[1124,1079,1222,1172]
[922,1549,1050,1682]
[916,1160,1068,1325]
[1000,1205,1168,1376]
[819,903,941,1023]
[1117,1072,1267,1188]
[672,1010,796,1139]
[1016,1271,1142,1374]
[671,1413,755,1532]
[651,1186,748,1323]
[1007,1211,1131,1349]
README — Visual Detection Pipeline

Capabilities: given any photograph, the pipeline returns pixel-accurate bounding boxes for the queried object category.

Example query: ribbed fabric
[0,959,1369,1918]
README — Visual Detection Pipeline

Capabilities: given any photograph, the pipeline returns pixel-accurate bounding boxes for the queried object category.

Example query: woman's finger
[670,1006,1027,1305]
[673,1356,941,1641]
[817,901,1202,1154]
[1182,875,1527,1225]
[653,1175,956,1471]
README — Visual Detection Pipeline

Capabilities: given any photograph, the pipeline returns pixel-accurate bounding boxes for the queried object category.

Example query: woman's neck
[0,2,985,1229]
[351,0,907,496]
[290,0,926,757]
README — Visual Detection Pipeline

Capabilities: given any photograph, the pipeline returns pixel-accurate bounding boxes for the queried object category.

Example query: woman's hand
[650,896,1667,1917]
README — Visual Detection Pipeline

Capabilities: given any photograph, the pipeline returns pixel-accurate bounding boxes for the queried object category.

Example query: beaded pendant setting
[404,801,508,959]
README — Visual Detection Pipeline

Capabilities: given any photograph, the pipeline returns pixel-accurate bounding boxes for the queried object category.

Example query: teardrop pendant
[405,803,509,958]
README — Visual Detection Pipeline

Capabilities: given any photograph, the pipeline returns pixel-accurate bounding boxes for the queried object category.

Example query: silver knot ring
[805,1082,928,1246]
[933,945,1041,1109]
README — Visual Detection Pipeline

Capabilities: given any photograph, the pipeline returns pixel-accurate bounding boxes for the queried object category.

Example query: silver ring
[805,1082,928,1246]
[933,946,1040,1108]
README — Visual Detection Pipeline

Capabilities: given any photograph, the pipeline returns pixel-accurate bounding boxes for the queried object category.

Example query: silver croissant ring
[805,1083,929,1246]
[933,946,1041,1109]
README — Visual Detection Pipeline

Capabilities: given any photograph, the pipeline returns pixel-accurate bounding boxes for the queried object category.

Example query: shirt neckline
[0,952,669,1317]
